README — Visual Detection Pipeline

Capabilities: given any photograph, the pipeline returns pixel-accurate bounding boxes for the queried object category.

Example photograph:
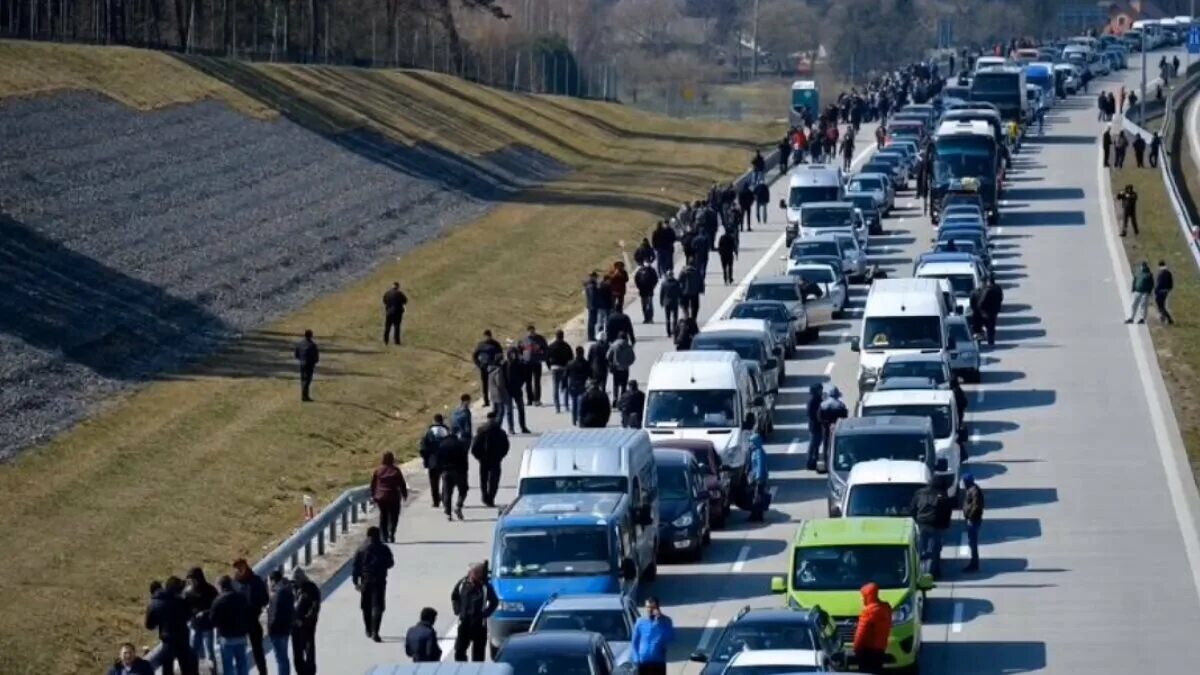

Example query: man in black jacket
[910,483,953,578]
[737,182,755,231]
[382,281,408,345]
[546,329,574,414]
[210,575,251,675]
[232,559,269,674]
[437,427,471,521]
[805,383,824,471]
[659,271,682,337]
[472,330,503,406]
[978,277,1004,346]
[291,568,321,675]
[605,307,637,347]
[183,567,218,669]
[406,607,443,662]
[1155,260,1175,324]
[578,379,612,428]
[353,527,395,642]
[471,412,510,507]
[294,329,320,402]
[144,576,198,675]
[500,347,531,435]
[618,380,646,429]
[267,569,295,673]
[451,563,499,662]
[634,262,660,325]
[753,181,770,226]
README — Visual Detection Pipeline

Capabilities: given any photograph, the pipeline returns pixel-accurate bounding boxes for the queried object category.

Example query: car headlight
[499,601,525,613]
[672,512,695,528]
[892,596,915,625]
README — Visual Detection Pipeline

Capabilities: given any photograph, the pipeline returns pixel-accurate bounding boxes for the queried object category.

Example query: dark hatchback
[653,439,731,527]
[653,448,712,561]
[689,606,844,675]
[496,631,628,675]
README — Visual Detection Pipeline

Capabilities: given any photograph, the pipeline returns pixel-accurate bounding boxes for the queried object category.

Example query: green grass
[0,42,780,674]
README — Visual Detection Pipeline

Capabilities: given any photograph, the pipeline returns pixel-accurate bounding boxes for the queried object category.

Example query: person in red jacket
[853,582,892,673]
[370,451,409,543]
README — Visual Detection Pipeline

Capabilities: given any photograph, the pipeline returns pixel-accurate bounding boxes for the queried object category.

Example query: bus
[969,66,1028,124]
[930,120,1000,225]
[790,80,819,126]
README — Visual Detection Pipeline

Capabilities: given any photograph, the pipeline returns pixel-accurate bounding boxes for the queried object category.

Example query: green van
[770,517,933,673]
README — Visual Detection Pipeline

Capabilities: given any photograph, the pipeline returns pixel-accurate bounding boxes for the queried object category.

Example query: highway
[312,51,1200,675]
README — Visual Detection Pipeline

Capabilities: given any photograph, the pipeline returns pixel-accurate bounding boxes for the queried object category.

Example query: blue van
[487,492,655,652]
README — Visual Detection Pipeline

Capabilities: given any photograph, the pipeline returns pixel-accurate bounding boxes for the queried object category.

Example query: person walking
[691,229,711,284]
[607,261,630,311]
[578,379,613,428]
[852,583,892,674]
[471,411,510,506]
[633,237,656,269]
[1102,127,1112,167]
[520,325,548,406]
[651,222,676,278]
[1117,184,1139,236]
[183,568,218,673]
[979,277,1004,347]
[565,346,590,425]
[777,136,792,173]
[472,330,502,406]
[634,262,659,325]
[290,568,321,675]
[753,180,770,226]
[659,270,682,337]
[818,387,848,458]
[605,306,637,348]
[679,258,702,319]
[961,473,985,573]
[450,393,473,442]
[352,526,395,642]
[422,415,450,507]
[405,607,442,662]
[583,271,602,342]
[1114,130,1128,168]
[546,329,573,414]
[674,314,699,351]
[630,597,675,675]
[1150,132,1162,168]
[436,422,470,521]
[267,569,295,675]
[1097,91,1107,121]
[1133,133,1147,168]
[382,281,408,345]
[210,576,251,675]
[717,229,737,285]
[145,576,198,675]
[747,427,770,522]
[108,643,155,675]
[750,150,766,184]
[618,380,646,429]
[371,450,409,542]
[451,563,499,662]
[840,131,855,171]
[587,331,611,394]
[1126,261,1155,324]
[504,345,532,434]
[607,331,636,402]
[1155,260,1175,324]
[232,559,269,675]
[805,383,825,471]
[294,329,320,403]
[910,482,952,578]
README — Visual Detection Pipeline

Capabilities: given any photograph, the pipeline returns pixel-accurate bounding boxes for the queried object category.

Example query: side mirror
[850,337,861,353]
[778,199,787,209]
[918,573,936,591]
[770,576,787,593]
[621,557,637,580]
[689,651,710,664]
[936,457,949,472]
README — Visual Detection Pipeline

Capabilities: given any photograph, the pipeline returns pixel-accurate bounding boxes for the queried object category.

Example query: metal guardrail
[1157,65,1200,272]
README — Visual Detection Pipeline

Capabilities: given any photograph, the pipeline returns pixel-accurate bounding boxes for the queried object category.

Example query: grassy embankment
[0,40,779,674]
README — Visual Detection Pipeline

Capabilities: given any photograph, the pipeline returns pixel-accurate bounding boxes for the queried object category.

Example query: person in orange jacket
[853,582,892,673]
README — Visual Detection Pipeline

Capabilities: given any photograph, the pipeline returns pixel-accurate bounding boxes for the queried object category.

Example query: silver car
[831,231,868,281]
[529,593,639,668]
[946,315,981,383]
[787,262,848,317]
[729,300,798,357]
[847,172,896,213]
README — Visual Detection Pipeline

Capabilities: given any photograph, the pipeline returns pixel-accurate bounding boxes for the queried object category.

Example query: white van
[974,55,1009,72]
[851,278,953,391]
[859,388,963,499]
[780,165,845,245]
[519,428,658,520]
[644,351,755,507]
[915,260,980,318]
[840,459,933,518]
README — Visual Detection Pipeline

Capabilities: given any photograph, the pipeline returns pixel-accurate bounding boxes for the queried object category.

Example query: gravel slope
[0,92,566,458]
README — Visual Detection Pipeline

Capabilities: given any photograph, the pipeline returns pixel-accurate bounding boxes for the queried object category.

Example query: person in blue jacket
[630,596,675,675]
[747,421,770,522]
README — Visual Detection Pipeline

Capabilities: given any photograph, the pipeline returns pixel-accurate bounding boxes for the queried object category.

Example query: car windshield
[645,390,737,429]
[498,651,594,675]
[833,433,930,472]
[862,404,953,439]
[731,304,789,323]
[934,143,995,182]
[532,609,630,642]
[693,335,765,363]
[711,622,817,662]
[793,544,910,591]
[789,185,842,208]
[520,475,628,495]
[659,465,693,500]
[845,483,925,518]
[862,316,944,350]
[847,178,882,192]
[498,527,612,577]
[790,240,840,259]
[932,274,976,296]
[747,283,800,303]
[849,196,877,212]
[948,321,973,343]
[879,360,948,385]
[791,267,835,284]
[801,207,854,228]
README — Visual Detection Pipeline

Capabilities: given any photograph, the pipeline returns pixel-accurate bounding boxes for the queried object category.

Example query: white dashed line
[951,602,965,633]
[731,545,751,572]
[697,618,721,651]
[958,532,969,558]
[976,387,986,404]
[823,362,835,376]
[439,623,459,660]
[769,485,779,499]
[787,437,801,454]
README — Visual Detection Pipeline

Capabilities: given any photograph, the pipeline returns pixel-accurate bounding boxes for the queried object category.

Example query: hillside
[0,40,778,674]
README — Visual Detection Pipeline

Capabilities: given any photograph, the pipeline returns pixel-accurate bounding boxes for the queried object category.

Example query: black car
[497,631,625,675]
[654,448,712,561]
[689,607,844,675]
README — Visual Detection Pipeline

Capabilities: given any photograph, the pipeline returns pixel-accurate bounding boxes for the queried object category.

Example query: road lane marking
[731,545,751,572]
[951,602,964,633]
[769,485,779,499]
[787,438,801,454]
[439,623,459,660]
[975,387,985,404]
[823,362,835,376]
[697,618,721,651]
[958,532,969,558]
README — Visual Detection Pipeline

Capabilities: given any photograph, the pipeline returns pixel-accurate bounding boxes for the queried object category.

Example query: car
[1054,63,1080,94]
[912,251,989,284]
[695,319,787,389]
[770,518,933,674]
[830,230,868,281]
[495,631,622,675]
[859,389,965,498]
[730,300,799,357]
[690,606,843,675]
[859,160,899,193]
[744,277,819,337]
[653,448,712,560]
[915,259,982,318]
[743,361,777,439]
[529,594,639,668]
[846,173,895,213]
[840,460,934,520]
[877,148,916,179]
[867,153,909,190]
[877,352,953,390]
[786,262,847,317]
[653,439,732,527]
[721,648,833,673]
[826,416,937,510]
[845,191,884,235]
[946,314,981,382]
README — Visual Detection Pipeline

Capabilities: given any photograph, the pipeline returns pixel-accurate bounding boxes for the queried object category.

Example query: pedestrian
[1126,261,1155,324]
[145,576,198,675]
[717,229,736,285]
[436,422,470,521]
[605,305,637,347]
[352,526,394,642]
[750,150,766,184]
[875,125,886,150]
[961,473,985,573]
[1117,184,1139,236]
[777,135,791,173]
[294,329,320,403]
[691,228,711,283]
[840,131,855,171]
[107,642,155,675]
[618,380,646,429]
[659,270,681,337]
[520,324,548,406]
[565,346,590,425]
[587,331,611,393]
[979,276,1004,347]
[651,222,676,277]
[473,409,511,506]
[634,262,659,324]
[583,271,602,342]
[1150,132,1162,168]
[578,379,613,428]
[471,330,502,406]
[451,563,499,662]
[382,281,408,345]
[267,569,295,675]
[210,575,251,675]
[1115,130,1128,168]
[594,272,614,333]
[1101,127,1112,167]
[290,568,321,675]
[753,180,770,226]
[500,346,531,434]
[747,426,770,522]
[232,559,269,675]
[805,383,824,471]
[910,482,952,578]
[182,568,217,672]
[371,450,409,542]
[1133,133,1147,168]
[1155,260,1175,324]
[1129,90,1138,111]
[1097,91,1107,121]
[607,331,637,401]
[1174,55,1181,77]
[607,260,630,311]
[674,314,699,351]
[405,607,443,662]
[633,237,656,268]
[679,258,702,319]
[818,387,848,459]
[546,329,573,414]
[852,583,892,674]
[630,596,675,675]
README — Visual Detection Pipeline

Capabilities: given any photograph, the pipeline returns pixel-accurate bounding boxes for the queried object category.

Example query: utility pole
[1140,28,1147,125]
[751,0,761,78]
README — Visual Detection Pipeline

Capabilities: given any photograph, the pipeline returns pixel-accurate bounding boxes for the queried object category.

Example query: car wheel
[806,326,820,342]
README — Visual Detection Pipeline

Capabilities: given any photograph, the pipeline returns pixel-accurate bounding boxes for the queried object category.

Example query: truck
[930,121,1000,225]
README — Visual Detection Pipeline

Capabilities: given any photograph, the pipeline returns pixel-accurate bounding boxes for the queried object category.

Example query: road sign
[1189,25,1200,54]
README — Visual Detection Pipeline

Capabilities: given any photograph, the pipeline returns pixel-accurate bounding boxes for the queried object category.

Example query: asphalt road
[310,50,1200,675]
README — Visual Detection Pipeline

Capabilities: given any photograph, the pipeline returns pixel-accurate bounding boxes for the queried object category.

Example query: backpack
[611,341,636,370]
